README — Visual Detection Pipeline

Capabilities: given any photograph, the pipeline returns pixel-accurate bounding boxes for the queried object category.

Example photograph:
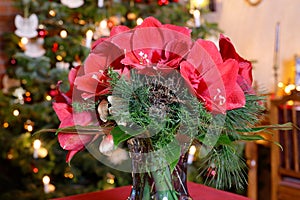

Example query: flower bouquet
[51,17,276,199]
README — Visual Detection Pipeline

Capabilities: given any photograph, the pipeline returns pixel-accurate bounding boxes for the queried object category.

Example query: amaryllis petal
[219,34,253,87]
[86,41,125,74]
[196,39,223,65]
[58,133,94,151]
[52,102,72,123]
[162,24,191,37]
[218,59,245,110]
[136,16,162,28]
[66,150,82,163]
[110,25,130,37]
[74,72,110,99]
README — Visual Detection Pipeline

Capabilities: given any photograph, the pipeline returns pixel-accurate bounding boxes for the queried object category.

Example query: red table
[52,182,250,200]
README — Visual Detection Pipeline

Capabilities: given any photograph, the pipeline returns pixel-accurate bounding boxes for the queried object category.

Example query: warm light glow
[287,100,294,106]
[189,145,196,155]
[33,167,39,173]
[33,139,41,150]
[56,55,63,61]
[127,12,137,20]
[38,24,45,29]
[7,153,13,160]
[136,18,143,26]
[284,84,296,94]
[38,147,48,158]
[49,10,56,17]
[25,91,31,97]
[60,30,68,38]
[86,29,94,38]
[100,20,107,29]
[85,30,94,48]
[296,86,300,91]
[64,172,74,179]
[193,9,201,28]
[45,95,52,101]
[43,176,50,185]
[196,0,205,6]
[13,109,20,116]
[107,178,115,184]
[193,10,200,17]
[284,87,291,94]
[277,82,284,88]
[3,122,9,128]
[191,0,208,10]
[21,37,28,45]
[79,20,86,25]
[21,79,27,84]
[27,125,33,132]
[289,84,296,90]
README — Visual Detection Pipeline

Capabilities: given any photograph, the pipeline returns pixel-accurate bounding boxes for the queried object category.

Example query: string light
[187,145,196,164]
[85,30,94,48]
[33,139,41,159]
[100,20,107,29]
[43,175,55,193]
[7,152,13,160]
[21,37,29,45]
[136,18,143,26]
[24,120,34,132]
[64,172,74,179]
[277,82,284,88]
[33,167,39,173]
[49,10,56,17]
[13,109,20,116]
[60,30,68,38]
[3,122,9,128]
[56,55,63,61]
[45,95,52,101]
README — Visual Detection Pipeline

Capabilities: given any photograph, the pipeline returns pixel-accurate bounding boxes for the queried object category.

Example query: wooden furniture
[270,91,300,200]
[51,182,250,200]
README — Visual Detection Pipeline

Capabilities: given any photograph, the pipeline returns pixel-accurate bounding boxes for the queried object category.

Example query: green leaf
[37,125,113,135]
[216,134,234,145]
[236,122,293,133]
[111,126,146,147]
[239,134,265,141]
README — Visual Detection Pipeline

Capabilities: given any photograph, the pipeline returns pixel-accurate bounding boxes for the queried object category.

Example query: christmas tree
[0,0,220,199]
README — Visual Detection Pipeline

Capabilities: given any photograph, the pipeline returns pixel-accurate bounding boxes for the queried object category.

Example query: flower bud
[99,134,114,156]
[97,99,108,122]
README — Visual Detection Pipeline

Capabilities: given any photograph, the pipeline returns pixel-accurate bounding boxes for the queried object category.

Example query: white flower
[99,134,114,156]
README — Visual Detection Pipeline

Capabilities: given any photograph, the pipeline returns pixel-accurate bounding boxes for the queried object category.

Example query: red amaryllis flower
[117,17,192,74]
[219,34,253,93]
[53,67,96,162]
[180,38,245,113]
[74,38,129,100]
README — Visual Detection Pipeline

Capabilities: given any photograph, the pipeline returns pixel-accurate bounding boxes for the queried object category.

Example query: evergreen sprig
[198,144,248,190]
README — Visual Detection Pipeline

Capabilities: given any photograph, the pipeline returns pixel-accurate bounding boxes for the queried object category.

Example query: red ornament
[135,0,142,3]
[158,0,168,6]
[52,42,59,52]
[107,19,115,29]
[37,29,47,38]
[49,89,58,97]
[10,58,17,65]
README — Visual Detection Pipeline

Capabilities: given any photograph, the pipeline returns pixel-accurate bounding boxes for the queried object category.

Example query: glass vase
[127,138,193,200]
